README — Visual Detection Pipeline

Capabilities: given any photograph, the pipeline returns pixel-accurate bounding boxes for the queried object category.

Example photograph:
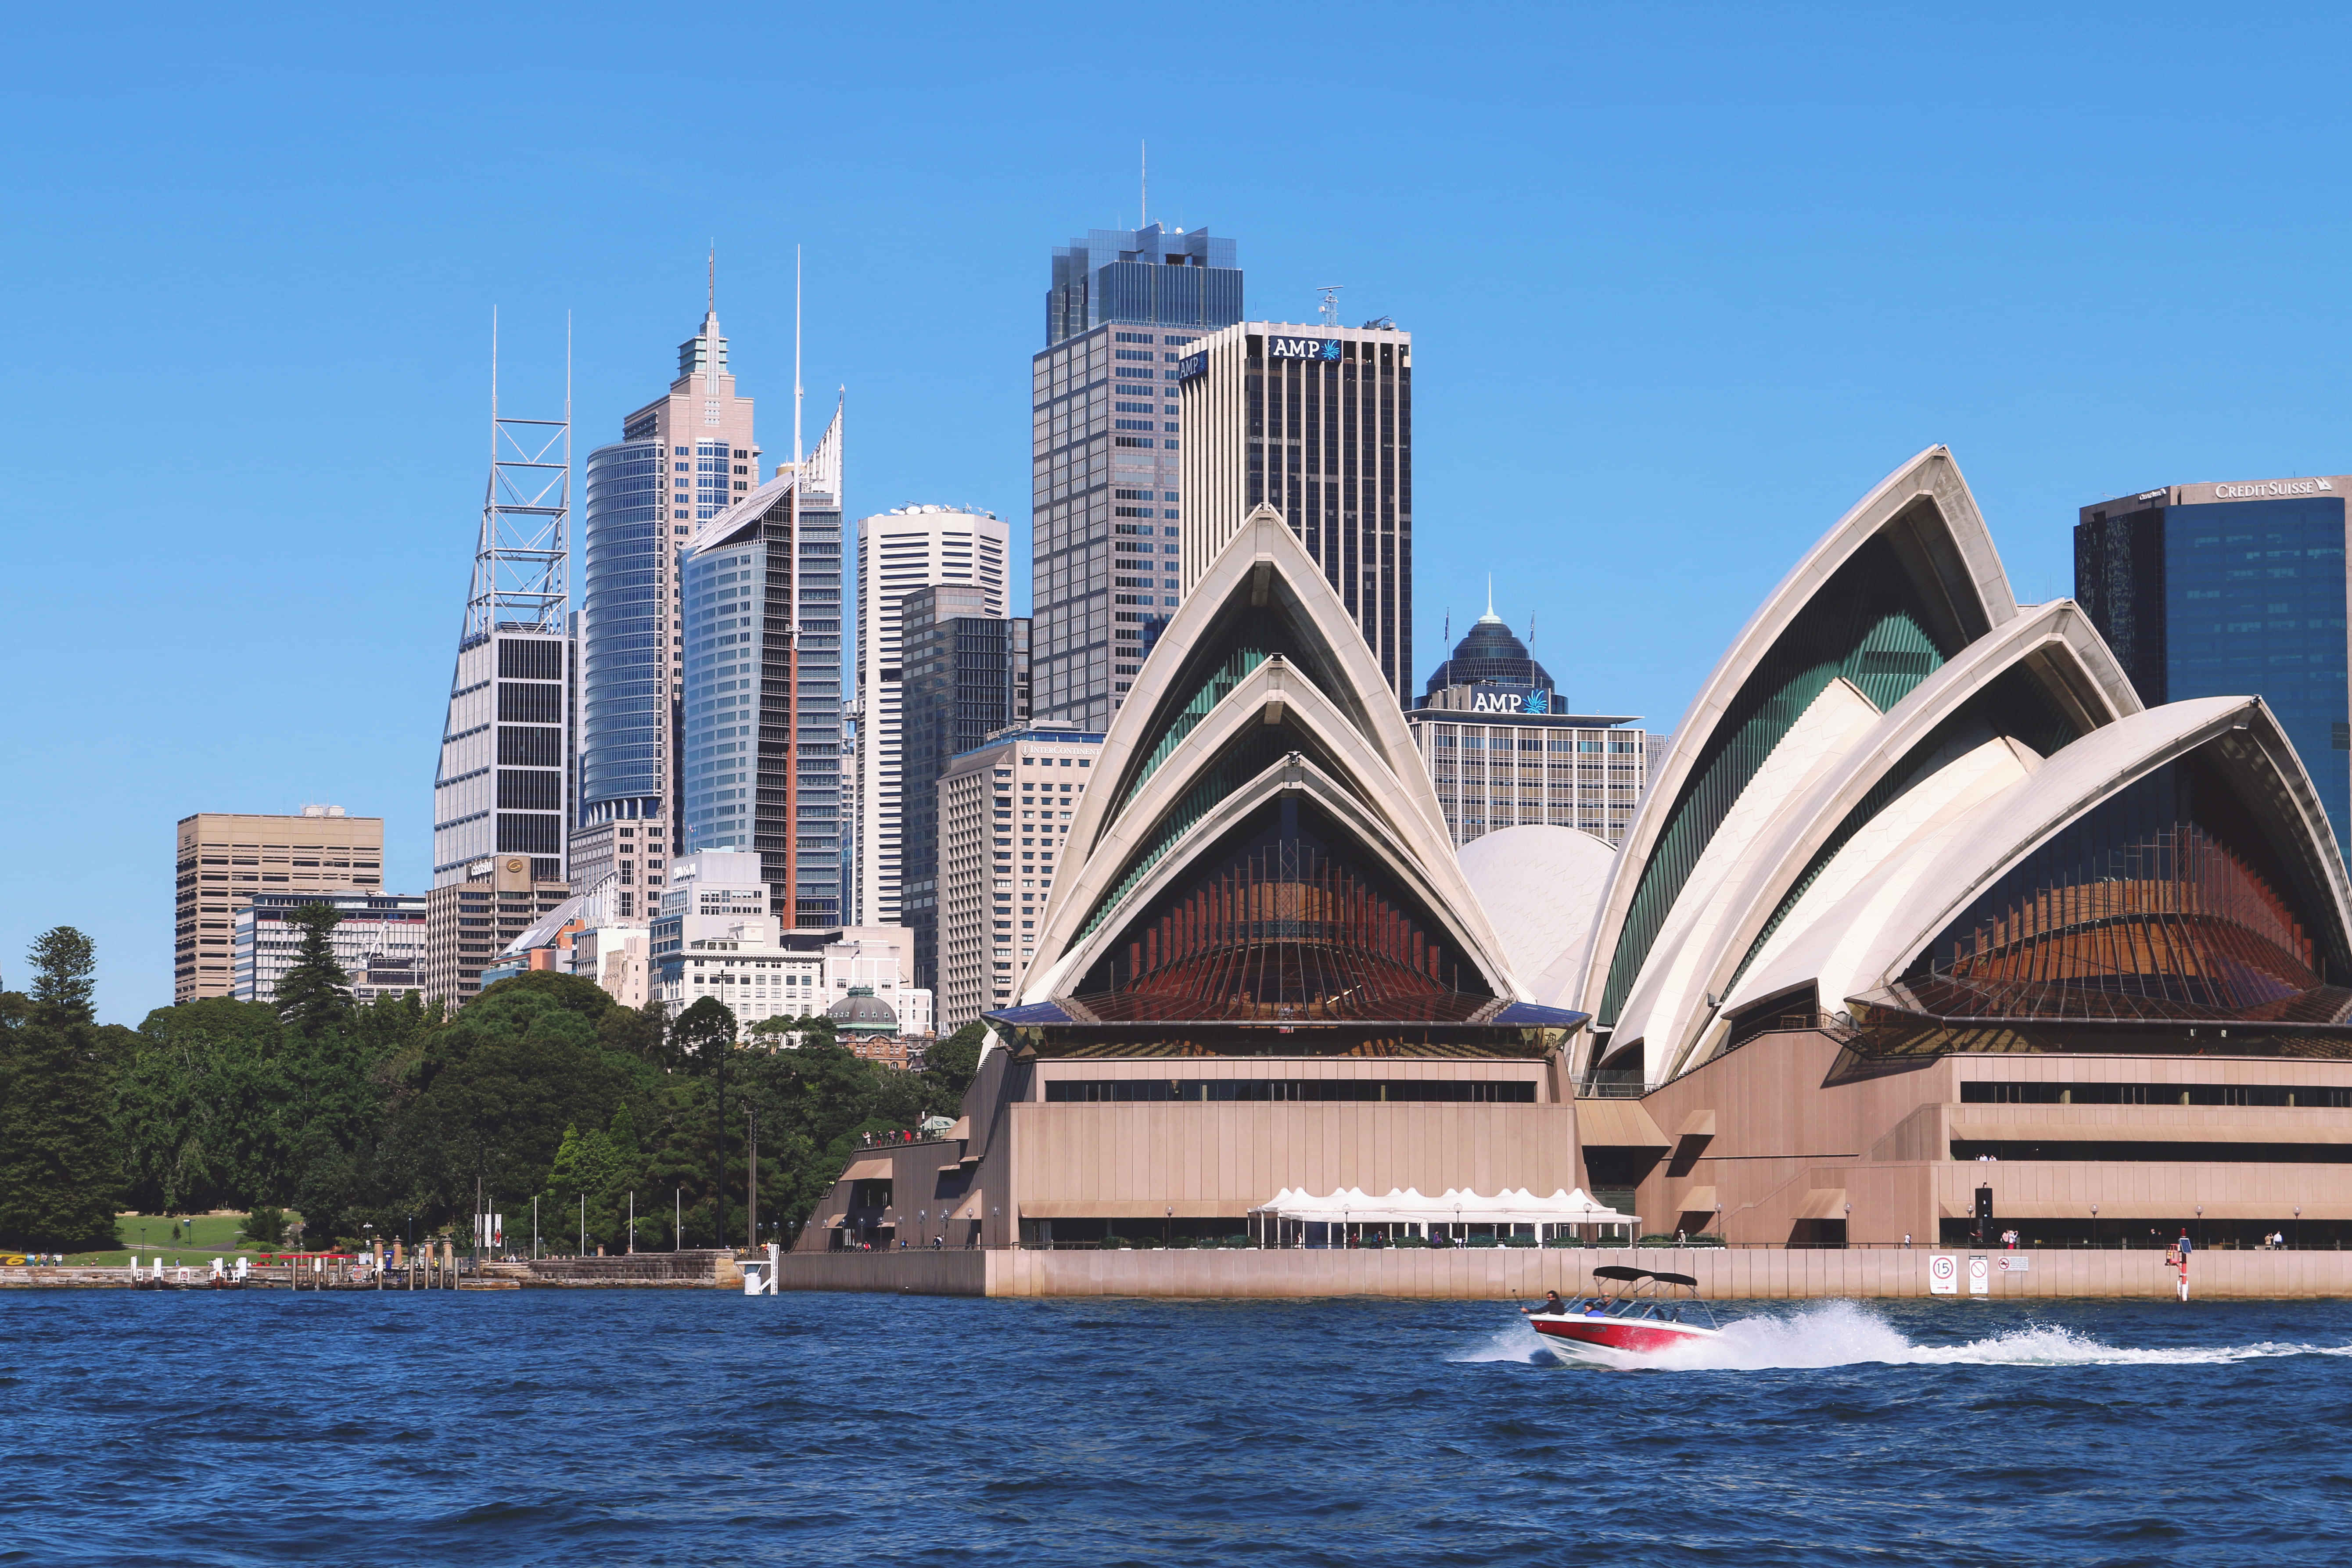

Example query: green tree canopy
[275,903,352,1040]
[0,928,121,1247]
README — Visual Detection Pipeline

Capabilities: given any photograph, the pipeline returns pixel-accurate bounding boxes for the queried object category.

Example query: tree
[923,1021,987,1106]
[672,997,738,1248]
[275,903,352,1040]
[0,927,120,1247]
[538,1104,648,1252]
[372,972,650,1240]
[115,997,294,1214]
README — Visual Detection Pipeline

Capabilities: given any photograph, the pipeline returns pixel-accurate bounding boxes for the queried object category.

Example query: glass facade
[1047,223,1241,347]
[793,496,845,926]
[1034,223,1242,736]
[579,440,668,815]
[2078,492,2350,860]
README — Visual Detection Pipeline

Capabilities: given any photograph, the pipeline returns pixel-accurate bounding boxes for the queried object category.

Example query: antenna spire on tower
[794,244,804,471]
[708,243,715,312]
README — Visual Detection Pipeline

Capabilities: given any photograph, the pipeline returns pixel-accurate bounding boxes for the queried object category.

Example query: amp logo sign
[1268,336,1343,362]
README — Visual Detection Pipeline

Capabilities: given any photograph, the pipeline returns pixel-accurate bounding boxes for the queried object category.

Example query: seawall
[776,1247,2352,1300]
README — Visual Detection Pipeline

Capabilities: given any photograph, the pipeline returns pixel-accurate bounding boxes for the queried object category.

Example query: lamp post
[1843,1202,1852,1251]
[2090,1203,2098,1251]
[2295,1204,2302,1251]
[1166,1205,1174,1249]
[2196,1203,2204,1250]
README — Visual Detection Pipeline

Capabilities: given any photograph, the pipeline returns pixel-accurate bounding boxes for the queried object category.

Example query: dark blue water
[4,1290,2350,1566]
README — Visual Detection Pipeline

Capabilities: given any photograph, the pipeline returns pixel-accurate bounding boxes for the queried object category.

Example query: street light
[2090,1203,2098,1250]
[2295,1204,2302,1251]
[2196,1203,2203,1249]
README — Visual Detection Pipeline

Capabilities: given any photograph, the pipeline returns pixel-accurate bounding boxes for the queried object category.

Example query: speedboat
[1523,1265,1722,1364]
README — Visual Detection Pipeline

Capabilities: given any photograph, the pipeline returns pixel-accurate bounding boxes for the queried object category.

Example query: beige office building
[175,807,384,1003]
[934,724,1104,1031]
[423,852,573,1010]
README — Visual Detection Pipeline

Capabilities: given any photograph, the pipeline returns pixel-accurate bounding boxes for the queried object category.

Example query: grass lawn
[55,1212,302,1267]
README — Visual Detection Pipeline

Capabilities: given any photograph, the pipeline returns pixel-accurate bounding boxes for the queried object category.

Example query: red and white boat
[1523,1265,1723,1364]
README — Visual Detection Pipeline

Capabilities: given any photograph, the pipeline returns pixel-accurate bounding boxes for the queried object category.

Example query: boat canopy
[1249,1186,1639,1228]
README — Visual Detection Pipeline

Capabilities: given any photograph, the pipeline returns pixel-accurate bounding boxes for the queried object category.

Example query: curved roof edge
[1733,696,2352,1020]
[1572,446,2019,1016]
[1634,598,2144,1075]
[1036,656,1492,972]
[1025,753,1531,1005]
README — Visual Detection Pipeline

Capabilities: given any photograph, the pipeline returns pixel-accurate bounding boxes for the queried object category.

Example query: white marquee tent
[1249,1186,1639,1240]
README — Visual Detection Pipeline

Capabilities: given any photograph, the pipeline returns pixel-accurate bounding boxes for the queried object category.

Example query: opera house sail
[1558,446,2352,1246]
[799,507,1594,1251]
[801,447,2352,1261]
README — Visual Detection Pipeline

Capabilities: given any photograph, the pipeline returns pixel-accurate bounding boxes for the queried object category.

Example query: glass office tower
[578,441,668,817]
[2078,477,2351,858]
[677,407,846,927]
[1032,223,1242,733]
[569,307,761,919]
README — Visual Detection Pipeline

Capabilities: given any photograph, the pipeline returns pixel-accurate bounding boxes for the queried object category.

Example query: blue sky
[7,3,2349,1023]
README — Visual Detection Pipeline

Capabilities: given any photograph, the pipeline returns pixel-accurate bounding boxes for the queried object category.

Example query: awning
[1577,1099,1671,1149]
[1950,1112,2352,1145]
[822,1213,847,1228]
[1676,1185,1720,1216]
[946,1116,972,1142]
[1021,1199,1241,1219]
[950,1190,986,1222]
[842,1157,895,1181]
[1940,1197,2352,1221]
[1677,1109,1717,1139]
[1794,1188,1849,1220]
[1248,1186,1639,1228]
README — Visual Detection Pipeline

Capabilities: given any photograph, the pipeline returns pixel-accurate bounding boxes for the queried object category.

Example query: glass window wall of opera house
[803,448,2352,1257]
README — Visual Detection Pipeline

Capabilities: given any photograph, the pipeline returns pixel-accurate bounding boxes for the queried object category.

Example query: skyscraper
[569,303,760,921]
[427,334,576,1006]
[898,581,1030,990]
[1178,319,1415,697]
[2077,475,2352,858]
[851,505,1010,930]
[677,406,847,925]
[1032,223,1243,732]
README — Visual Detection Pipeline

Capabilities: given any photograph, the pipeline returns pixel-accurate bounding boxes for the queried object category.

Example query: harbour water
[5,1290,2351,1565]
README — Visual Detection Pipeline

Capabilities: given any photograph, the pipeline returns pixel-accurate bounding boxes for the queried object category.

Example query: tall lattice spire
[463,309,570,644]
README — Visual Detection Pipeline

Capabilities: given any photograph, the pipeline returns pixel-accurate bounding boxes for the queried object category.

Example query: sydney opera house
[804,449,2352,1258]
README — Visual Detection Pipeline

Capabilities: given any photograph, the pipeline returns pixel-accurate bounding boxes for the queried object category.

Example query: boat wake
[1457,1302,2352,1371]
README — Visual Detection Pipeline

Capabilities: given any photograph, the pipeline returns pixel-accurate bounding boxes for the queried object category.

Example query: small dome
[1425,608,1555,695]
[826,985,899,1034]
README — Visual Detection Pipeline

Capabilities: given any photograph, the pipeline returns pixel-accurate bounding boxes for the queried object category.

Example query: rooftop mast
[463,311,569,645]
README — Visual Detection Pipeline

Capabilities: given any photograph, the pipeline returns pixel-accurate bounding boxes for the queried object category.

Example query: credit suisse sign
[2212,477,2335,499]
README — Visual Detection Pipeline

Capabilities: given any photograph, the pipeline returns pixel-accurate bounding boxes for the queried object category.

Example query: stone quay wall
[774,1246,2352,1300]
